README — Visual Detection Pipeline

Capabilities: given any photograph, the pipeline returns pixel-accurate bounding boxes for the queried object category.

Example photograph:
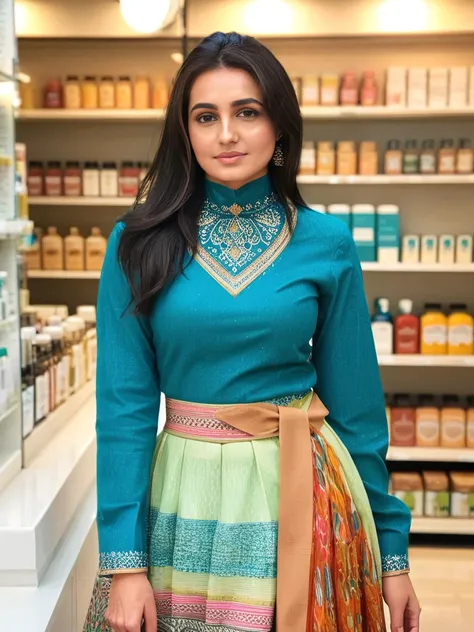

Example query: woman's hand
[383,573,421,632]
[105,572,157,632]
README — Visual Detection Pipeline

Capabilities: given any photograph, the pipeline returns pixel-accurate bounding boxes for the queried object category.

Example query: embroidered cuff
[99,550,149,575]
[381,553,410,576]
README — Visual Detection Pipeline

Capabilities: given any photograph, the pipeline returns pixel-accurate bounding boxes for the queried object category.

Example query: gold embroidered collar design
[195,192,294,297]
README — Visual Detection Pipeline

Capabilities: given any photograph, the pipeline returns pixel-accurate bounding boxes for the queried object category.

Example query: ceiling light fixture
[119,0,180,34]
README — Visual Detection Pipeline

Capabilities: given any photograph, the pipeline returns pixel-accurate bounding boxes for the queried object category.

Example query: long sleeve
[96,222,161,575]
[311,226,411,577]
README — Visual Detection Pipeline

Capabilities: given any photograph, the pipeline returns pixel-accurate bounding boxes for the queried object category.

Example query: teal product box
[327,204,351,230]
[351,204,376,262]
[376,204,400,264]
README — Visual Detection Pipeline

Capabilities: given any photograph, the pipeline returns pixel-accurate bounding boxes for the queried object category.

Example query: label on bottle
[449,324,474,346]
[416,417,440,444]
[100,85,115,109]
[119,176,139,197]
[22,385,34,437]
[385,154,402,173]
[27,175,43,196]
[422,324,447,345]
[425,491,450,517]
[100,171,119,197]
[58,356,68,401]
[300,148,316,170]
[457,152,474,173]
[35,373,46,422]
[44,369,50,416]
[451,492,469,518]
[64,175,82,196]
[372,322,393,355]
[420,154,436,173]
[439,153,455,173]
[441,418,465,445]
[83,171,100,197]
[320,87,337,106]
[65,85,81,109]
[45,176,62,196]
[72,344,82,391]
[353,227,374,242]
[87,338,97,381]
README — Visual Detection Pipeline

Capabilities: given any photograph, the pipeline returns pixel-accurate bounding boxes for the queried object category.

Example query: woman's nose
[218,117,238,144]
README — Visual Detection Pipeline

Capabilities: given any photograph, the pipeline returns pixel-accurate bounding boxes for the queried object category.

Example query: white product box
[456,234,473,264]
[449,67,468,107]
[438,234,455,265]
[402,235,420,264]
[408,68,427,108]
[428,68,448,108]
[386,67,406,107]
[421,235,438,264]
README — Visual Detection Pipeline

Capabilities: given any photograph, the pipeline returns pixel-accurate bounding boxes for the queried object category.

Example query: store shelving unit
[411,518,474,535]
[378,355,474,367]
[17,105,474,121]
[28,270,101,279]
[387,446,474,463]
[29,196,133,206]
[297,174,474,184]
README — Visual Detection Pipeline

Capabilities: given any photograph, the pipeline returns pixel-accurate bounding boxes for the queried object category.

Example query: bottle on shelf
[45,161,63,197]
[419,140,437,174]
[119,162,140,197]
[420,235,438,264]
[384,140,403,175]
[456,235,473,264]
[395,299,419,354]
[450,473,474,517]
[76,305,97,382]
[360,70,378,106]
[83,162,100,197]
[21,327,36,437]
[438,235,455,265]
[340,71,358,106]
[299,141,316,175]
[316,141,335,175]
[420,303,447,354]
[423,472,449,518]
[43,325,67,407]
[371,297,393,355]
[390,394,416,447]
[456,138,474,174]
[27,161,44,196]
[64,227,85,271]
[116,76,133,109]
[44,79,63,109]
[134,76,151,109]
[415,394,440,447]
[100,162,119,197]
[447,304,474,355]
[301,76,319,107]
[86,227,107,271]
[82,76,99,109]
[359,141,378,175]
[391,472,423,517]
[152,78,169,109]
[99,77,116,109]
[320,73,339,106]
[438,139,456,174]
[440,395,466,448]
[336,141,357,175]
[403,140,419,174]
[42,227,64,271]
[64,161,82,197]
[25,227,43,271]
[64,76,82,109]
[34,333,52,423]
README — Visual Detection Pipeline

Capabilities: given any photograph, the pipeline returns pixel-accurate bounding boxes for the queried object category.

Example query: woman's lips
[215,152,246,164]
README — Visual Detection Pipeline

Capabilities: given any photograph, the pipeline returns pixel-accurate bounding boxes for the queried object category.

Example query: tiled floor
[383,547,474,631]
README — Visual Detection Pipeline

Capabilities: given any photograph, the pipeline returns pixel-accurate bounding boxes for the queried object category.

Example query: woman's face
[188,67,278,190]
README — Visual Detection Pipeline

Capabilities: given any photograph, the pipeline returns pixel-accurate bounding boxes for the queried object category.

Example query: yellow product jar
[447,303,474,355]
[82,76,98,109]
[420,303,448,355]
[99,77,116,108]
[134,76,150,109]
[116,76,133,109]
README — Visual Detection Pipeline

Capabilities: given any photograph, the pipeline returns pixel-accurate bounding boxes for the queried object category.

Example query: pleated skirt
[84,391,386,632]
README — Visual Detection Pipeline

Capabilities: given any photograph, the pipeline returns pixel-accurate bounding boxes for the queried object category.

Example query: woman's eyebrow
[190,97,264,113]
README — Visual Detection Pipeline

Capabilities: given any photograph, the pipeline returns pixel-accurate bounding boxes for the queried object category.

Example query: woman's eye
[237,108,258,119]
[196,113,216,124]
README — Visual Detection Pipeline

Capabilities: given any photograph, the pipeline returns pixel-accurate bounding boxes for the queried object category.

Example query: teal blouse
[96,174,411,577]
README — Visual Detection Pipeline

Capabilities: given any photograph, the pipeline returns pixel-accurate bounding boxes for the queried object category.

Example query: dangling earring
[272,141,284,167]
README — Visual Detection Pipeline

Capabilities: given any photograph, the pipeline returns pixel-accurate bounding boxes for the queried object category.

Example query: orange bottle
[420,303,447,355]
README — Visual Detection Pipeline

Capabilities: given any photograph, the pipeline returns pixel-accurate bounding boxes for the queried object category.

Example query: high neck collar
[204,174,276,216]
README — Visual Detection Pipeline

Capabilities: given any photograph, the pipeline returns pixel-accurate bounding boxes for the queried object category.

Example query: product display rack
[16,105,474,121]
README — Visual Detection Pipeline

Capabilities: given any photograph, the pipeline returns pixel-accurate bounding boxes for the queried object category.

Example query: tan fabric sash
[213,393,329,632]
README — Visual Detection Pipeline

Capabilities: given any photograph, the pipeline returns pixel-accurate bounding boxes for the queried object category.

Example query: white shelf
[297,174,474,184]
[378,355,474,367]
[28,270,101,280]
[23,381,95,467]
[362,263,474,273]
[410,518,474,535]
[0,219,32,237]
[18,108,166,121]
[17,106,474,122]
[29,196,133,206]
[0,404,19,428]
[387,447,474,463]
[0,316,18,330]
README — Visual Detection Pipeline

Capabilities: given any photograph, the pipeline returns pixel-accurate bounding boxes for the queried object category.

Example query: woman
[85,32,420,632]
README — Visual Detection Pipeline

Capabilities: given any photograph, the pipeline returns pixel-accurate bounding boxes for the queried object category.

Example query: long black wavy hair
[119,31,304,316]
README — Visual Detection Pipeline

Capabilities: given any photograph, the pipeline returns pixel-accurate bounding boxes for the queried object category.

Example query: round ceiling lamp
[119,0,180,34]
